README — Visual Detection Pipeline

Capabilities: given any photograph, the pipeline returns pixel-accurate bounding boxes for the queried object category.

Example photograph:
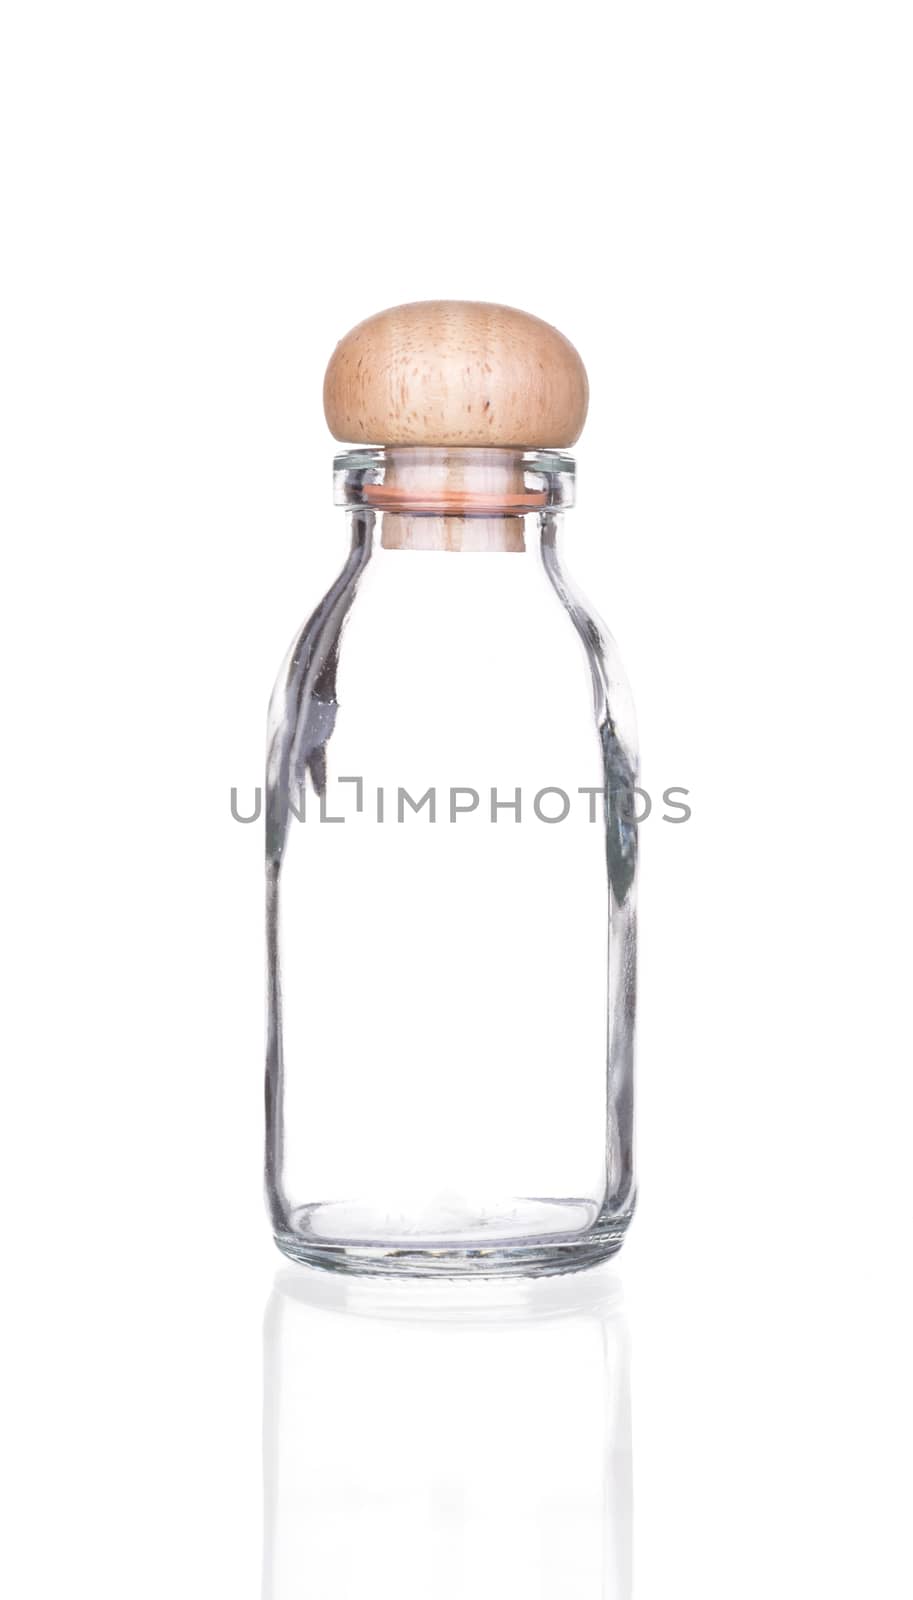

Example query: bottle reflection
[263,1268,631,1599]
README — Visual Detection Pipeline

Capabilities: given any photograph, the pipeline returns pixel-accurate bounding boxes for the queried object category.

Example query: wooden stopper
[323,301,588,448]
[369,450,529,552]
[324,301,586,549]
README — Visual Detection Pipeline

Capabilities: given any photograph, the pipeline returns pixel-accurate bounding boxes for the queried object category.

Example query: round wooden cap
[323,301,588,448]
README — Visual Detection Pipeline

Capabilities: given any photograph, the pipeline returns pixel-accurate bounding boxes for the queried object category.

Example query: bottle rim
[334,446,575,515]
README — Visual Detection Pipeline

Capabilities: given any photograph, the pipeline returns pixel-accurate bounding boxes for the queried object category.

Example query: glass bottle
[265,302,637,1276]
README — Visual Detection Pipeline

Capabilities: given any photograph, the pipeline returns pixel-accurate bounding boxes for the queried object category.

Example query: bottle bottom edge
[272,1205,633,1280]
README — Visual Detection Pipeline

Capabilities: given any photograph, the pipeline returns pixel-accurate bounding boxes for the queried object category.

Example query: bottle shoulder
[267,536,638,772]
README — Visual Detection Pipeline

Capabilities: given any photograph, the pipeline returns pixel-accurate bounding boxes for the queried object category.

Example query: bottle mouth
[334,447,575,516]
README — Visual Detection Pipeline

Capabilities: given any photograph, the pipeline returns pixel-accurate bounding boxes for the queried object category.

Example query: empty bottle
[266,301,637,1276]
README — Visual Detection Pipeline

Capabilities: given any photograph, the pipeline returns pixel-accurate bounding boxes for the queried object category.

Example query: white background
[2,2,911,1595]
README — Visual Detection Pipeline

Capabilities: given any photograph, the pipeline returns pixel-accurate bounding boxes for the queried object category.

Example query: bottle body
[266,450,636,1275]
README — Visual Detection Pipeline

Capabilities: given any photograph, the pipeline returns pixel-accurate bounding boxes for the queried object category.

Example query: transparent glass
[265,448,637,1276]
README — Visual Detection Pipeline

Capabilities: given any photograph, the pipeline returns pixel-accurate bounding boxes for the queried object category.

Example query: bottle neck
[335,446,574,553]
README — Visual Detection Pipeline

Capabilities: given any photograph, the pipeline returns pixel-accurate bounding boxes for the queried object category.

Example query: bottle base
[272,1196,633,1279]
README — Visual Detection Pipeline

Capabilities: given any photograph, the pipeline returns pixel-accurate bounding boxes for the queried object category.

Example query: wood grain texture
[324,301,588,447]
